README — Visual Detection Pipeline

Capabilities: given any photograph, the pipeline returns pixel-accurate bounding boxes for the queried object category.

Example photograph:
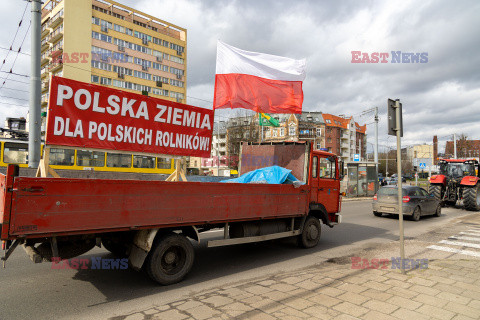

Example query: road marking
[449,236,480,242]
[427,245,480,258]
[459,232,480,237]
[439,240,480,249]
[466,230,480,234]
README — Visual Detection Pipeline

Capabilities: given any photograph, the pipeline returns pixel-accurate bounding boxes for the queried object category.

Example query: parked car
[385,177,397,185]
[391,174,406,183]
[372,185,441,221]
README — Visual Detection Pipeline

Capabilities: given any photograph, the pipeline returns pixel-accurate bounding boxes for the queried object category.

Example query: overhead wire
[0,1,29,73]
[0,86,28,93]
[0,20,31,91]
[0,70,29,78]
[0,94,29,102]
[0,46,30,56]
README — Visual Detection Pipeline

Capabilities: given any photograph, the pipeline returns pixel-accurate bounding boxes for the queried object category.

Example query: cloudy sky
[1,0,479,153]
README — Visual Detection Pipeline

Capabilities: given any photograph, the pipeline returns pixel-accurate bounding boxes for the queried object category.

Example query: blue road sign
[419,162,426,169]
[354,154,360,162]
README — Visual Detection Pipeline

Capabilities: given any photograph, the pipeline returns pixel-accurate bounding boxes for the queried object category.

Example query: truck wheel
[429,184,443,206]
[298,216,321,248]
[144,233,194,285]
[102,239,128,258]
[464,184,480,211]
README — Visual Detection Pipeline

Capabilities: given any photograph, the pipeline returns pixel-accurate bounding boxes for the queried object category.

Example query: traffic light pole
[395,99,406,275]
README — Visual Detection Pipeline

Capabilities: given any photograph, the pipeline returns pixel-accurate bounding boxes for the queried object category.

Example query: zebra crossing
[427,225,480,258]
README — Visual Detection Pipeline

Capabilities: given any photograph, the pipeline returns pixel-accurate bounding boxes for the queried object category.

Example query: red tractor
[429,159,480,211]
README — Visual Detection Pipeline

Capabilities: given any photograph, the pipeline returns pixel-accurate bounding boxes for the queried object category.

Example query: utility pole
[28,0,42,168]
[453,133,457,159]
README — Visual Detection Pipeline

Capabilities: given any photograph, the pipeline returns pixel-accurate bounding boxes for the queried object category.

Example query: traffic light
[413,166,418,172]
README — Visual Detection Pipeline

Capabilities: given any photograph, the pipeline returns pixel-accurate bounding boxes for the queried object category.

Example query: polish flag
[214,41,306,114]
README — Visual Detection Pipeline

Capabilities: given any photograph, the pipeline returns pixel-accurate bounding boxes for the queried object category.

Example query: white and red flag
[213,41,306,114]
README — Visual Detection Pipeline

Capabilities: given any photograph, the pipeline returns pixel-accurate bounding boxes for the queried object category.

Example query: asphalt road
[0,200,475,320]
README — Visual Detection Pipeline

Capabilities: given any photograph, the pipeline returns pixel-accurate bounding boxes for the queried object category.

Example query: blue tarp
[223,166,302,184]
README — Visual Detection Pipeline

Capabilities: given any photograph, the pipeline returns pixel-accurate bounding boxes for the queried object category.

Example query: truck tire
[37,239,96,261]
[144,232,194,285]
[102,239,128,258]
[298,216,321,248]
[464,184,480,211]
[429,184,443,206]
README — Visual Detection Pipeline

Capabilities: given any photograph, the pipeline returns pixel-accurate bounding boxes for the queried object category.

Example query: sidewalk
[113,216,480,320]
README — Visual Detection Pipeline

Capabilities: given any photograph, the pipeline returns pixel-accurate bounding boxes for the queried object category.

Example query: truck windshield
[440,163,475,178]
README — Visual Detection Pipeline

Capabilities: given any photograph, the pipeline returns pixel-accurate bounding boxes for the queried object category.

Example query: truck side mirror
[339,161,345,180]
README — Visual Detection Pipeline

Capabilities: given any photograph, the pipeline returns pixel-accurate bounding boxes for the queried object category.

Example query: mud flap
[129,229,158,270]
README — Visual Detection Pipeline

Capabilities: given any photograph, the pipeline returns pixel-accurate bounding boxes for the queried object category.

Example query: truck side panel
[240,142,309,182]
[1,166,16,240]
[6,177,309,239]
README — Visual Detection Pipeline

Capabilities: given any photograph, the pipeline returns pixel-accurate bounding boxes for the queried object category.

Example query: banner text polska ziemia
[52,84,211,152]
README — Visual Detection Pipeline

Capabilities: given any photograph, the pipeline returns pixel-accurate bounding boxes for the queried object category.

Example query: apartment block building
[322,114,366,163]
[40,0,186,131]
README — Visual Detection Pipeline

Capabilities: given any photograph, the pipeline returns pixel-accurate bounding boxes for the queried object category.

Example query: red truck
[1,142,343,285]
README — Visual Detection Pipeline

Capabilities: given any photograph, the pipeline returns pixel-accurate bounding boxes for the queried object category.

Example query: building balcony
[41,55,50,66]
[48,47,63,58]
[41,79,49,92]
[41,96,48,106]
[48,61,63,73]
[341,142,349,149]
[41,26,50,38]
[341,133,349,140]
[47,30,63,44]
[49,14,63,29]
[41,40,49,53]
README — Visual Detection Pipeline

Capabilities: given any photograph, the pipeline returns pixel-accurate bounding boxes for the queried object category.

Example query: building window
[289,125,296,136]
[91,75,99,83]
[280,128,285,136]
[100,77,111,85]
[316,128,322,137]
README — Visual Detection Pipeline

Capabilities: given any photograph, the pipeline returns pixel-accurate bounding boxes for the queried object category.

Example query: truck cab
[309,150,342,222]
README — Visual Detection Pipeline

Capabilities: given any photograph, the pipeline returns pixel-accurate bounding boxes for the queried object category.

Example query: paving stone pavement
[111,218,480,320]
